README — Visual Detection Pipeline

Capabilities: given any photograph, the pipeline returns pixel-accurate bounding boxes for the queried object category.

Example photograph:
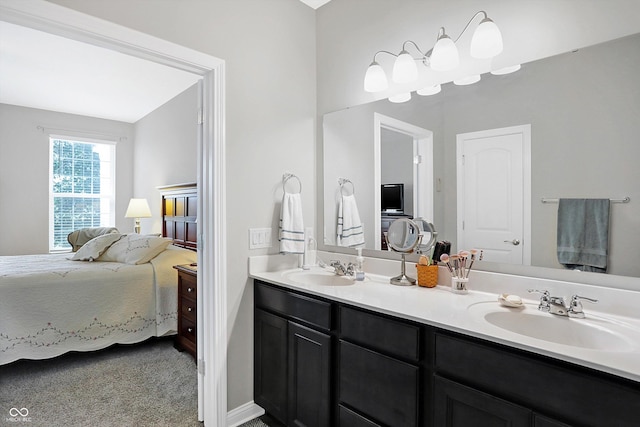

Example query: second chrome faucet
[528,289,598,319]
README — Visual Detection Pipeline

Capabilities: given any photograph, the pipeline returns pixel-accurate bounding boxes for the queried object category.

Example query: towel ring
[339,178,355,196]
[283,173,302,194]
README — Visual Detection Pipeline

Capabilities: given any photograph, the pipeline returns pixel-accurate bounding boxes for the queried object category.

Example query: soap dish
[498,293,524,308]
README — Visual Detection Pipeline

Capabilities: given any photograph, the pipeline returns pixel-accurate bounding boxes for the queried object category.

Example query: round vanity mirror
[413,218,437,254]
[386,218,421,252]
[385,218,422,285]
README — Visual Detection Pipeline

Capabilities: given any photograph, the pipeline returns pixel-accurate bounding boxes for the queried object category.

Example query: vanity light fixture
[417,84,442,96]
[363,10,505,98]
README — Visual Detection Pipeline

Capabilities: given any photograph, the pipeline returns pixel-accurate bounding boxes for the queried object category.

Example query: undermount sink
[284,270,356,286]
[467,302,636,351]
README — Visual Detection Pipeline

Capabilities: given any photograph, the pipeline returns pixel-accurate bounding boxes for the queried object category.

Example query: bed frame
[158,183,197,250]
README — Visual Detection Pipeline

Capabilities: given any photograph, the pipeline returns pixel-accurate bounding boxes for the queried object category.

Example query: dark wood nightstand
[174,264,197,359]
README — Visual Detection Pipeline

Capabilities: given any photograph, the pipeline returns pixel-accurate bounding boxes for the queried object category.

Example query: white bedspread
[0,245,196,365]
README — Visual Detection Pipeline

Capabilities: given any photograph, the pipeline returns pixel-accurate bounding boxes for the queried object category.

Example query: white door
[456,125,531,265]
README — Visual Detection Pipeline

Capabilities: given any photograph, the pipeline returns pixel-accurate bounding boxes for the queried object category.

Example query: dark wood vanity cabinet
[254,280,640,427]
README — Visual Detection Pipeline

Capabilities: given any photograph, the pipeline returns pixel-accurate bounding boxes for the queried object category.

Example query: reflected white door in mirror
[456,125,531,266]
[375,113,434,250]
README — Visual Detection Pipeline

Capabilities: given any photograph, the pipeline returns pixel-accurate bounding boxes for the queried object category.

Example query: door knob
[504,239,521,246]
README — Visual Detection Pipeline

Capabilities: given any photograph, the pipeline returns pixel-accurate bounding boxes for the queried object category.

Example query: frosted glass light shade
[430,35,459,71]
[417,84,441,96]
[491,64,521,75]
[392,51,418,83]
[453,75,481,86]
[388,92,411,103]
[364,61,388,92]
[125,198,152,218]
[470,17,503,59]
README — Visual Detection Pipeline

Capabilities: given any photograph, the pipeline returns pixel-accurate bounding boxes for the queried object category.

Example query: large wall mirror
[320,33,640,285]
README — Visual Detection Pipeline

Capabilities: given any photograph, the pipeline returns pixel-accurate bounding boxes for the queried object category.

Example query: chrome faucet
[330,260,355,276]
[528,289,598,318]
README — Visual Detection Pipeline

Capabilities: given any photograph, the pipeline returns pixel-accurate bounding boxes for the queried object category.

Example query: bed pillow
[99,234,172,265]
[67,227,120,252]
[70,233,123,261]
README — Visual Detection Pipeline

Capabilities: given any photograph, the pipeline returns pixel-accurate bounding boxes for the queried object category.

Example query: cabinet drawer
[339,340,419,427]
[338,405,381,427]
[180,316,196,344]
[435,332,640,427]
[255,281,332,331]
[180,274,197,298]
[180,297,196,323]
[339,306,420,361]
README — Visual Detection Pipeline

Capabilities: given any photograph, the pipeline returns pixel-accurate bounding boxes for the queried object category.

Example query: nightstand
[174,264,197,359]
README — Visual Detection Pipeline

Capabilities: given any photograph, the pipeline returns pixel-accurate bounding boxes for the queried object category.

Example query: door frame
[374,113,434,250]
[456,124,531,265]
[0,1,227,425]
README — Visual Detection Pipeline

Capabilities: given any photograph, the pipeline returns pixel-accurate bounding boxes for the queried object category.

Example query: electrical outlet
[249,228,272,249]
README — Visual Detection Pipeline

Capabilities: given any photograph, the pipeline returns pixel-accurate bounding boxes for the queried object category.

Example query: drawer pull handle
[187,287,194,293]
[187,307,193,312]
[187,327,193,333]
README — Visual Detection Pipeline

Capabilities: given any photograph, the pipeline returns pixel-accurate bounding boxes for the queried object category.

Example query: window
[49,136,116,251]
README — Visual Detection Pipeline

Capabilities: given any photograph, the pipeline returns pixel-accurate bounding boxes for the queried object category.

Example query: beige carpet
[1,338,199,426]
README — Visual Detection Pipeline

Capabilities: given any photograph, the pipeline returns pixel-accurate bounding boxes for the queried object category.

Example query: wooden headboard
[158,183,197,250]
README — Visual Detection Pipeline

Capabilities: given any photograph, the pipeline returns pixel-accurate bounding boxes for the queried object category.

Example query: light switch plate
[249,228,272,249]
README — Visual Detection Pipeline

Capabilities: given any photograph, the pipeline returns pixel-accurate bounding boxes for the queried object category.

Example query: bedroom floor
[0,337,199,426]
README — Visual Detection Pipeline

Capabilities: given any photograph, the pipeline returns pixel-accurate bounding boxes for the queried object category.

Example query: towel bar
[541,197,630,204]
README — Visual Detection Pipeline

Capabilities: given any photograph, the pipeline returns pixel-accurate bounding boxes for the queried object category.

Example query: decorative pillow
[70,233,123,261]
[99,234,172,265]
[67,227,120,252]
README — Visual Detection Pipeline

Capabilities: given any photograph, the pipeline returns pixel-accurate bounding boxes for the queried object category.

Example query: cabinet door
[340,341,419,427]
[534,414,572,427]
[288,322,331,427]
[434,376,530,427]
[255,309,288,424]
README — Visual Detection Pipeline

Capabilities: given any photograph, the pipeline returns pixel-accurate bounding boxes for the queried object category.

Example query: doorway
[456,124,531,265]
[374,113,434,250]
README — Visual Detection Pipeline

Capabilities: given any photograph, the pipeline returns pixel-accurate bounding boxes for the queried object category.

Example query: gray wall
[50,0,317,411]
[0,103,134,255]
[133,84,198,235]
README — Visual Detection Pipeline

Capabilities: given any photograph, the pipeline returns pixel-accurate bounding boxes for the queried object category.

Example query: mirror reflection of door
[374,113,434,250]
[456,125,531,265]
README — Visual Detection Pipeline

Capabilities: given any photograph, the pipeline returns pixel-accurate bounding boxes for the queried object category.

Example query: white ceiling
[0,20,201,123]
[299,0,332,9]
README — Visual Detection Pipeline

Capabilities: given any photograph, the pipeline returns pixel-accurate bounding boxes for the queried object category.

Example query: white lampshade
[417,84,441,96]
[470,17,503,59]
[491,64,521,75]
[364,61,388,92]
[388,92,411,103]
[125,198,152,218]
[430,34,459,71]
[453,75,481,86]
[392,51,418,83]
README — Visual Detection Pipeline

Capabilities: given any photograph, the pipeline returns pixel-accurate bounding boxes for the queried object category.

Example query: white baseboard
[227,401,265,427]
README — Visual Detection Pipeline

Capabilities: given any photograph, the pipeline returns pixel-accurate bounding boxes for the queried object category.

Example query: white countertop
[249,254,640,383]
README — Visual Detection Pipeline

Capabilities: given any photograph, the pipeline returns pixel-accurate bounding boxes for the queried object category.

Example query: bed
[0,184,198,365]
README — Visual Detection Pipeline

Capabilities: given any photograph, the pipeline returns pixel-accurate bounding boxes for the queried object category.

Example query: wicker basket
[416,264,438,288]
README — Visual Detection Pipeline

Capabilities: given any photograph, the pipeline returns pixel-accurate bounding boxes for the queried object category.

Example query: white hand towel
[279,192,305,254]
[337,194,365,247]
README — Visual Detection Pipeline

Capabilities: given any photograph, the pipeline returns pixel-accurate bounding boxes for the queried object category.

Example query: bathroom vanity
[251,257,640,427]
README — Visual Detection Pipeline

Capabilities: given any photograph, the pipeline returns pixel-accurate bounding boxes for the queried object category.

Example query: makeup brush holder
[451,277,469,294]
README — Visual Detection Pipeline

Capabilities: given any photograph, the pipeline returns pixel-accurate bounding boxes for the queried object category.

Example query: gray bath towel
[557,198,610,273]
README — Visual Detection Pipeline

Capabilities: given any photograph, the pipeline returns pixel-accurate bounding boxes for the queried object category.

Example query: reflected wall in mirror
[321,33,640,278]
